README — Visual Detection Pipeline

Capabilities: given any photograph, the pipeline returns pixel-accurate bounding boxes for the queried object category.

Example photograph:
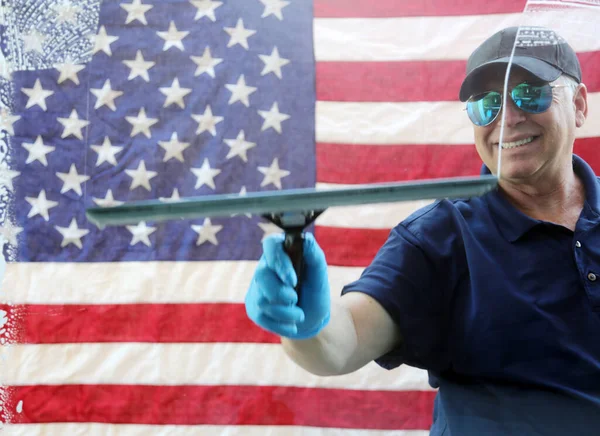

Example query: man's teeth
[501,136,535,149]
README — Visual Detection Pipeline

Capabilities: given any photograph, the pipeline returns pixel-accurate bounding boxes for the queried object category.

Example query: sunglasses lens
[512,83,553,113]
[467,92,501,126]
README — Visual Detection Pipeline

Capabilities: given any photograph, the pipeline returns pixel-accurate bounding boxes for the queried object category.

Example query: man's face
[471,67,587,184]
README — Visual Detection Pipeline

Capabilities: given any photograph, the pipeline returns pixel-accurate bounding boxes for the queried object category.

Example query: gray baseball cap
[459,26,582,102]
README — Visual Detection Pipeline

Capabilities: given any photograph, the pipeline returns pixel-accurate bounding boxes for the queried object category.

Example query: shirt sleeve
[341,209,458,372]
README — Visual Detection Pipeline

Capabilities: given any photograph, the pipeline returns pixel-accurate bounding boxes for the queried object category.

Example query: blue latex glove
[245,232,331,339]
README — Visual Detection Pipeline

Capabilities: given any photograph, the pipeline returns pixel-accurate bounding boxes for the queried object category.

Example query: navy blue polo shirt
[341,155,600,435]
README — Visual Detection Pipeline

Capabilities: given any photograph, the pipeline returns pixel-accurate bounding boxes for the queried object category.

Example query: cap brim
[459,56,562,101]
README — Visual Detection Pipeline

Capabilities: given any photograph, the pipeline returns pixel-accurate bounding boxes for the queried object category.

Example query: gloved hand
[245,232,331,339]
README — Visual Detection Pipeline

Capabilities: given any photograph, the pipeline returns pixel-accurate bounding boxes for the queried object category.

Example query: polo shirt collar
[482,154,600,242]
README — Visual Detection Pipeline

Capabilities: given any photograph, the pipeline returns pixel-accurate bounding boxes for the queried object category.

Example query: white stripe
[314,13,600,62]
[316,101,473,145]
[315,184,433,229]
[316,93,600,145]
[316,203,429,229]
[3,262,367,304]
[1,343,432,390]
[3,424,430,436]
[527,0,600,13]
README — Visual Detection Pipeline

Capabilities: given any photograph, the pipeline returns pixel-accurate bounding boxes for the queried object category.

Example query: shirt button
[588,273,597,282]
[575,241,582,248]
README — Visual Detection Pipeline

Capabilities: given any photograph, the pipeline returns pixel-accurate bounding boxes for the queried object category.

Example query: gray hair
[559,74,580,94]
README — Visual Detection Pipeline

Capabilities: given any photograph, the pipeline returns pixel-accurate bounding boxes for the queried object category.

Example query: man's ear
[574,83,588,128]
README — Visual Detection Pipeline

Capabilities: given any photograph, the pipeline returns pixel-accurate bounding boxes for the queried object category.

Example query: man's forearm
[280,301,359,376]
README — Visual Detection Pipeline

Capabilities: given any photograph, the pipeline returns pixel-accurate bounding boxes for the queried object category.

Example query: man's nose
[500,97,527,127]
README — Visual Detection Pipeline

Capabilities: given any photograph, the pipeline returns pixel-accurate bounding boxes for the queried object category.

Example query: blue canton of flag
[9,0,316,262]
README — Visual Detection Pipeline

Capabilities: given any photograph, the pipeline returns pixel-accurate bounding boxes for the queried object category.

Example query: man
[245,26,600,434]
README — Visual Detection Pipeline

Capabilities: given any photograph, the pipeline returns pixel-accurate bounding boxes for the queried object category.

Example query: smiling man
[245,26,600,435]
[461,26,588,233]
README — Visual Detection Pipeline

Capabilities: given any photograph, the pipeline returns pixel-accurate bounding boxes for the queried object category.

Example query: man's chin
[497,163,542,184]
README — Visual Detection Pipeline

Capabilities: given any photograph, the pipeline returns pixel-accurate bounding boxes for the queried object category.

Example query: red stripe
[316,60,466,102]
[313,0,527,17]
[316,52,600,102]
[579,51,600,90]
[317,142,481,184]
[4,385,436,429]
[317,226,390,267]
[574,137,600,172]
[4,303,278,344]
[316,138,600,185]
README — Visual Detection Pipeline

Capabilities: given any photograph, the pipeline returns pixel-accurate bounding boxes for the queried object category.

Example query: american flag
[0,0,599,434]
